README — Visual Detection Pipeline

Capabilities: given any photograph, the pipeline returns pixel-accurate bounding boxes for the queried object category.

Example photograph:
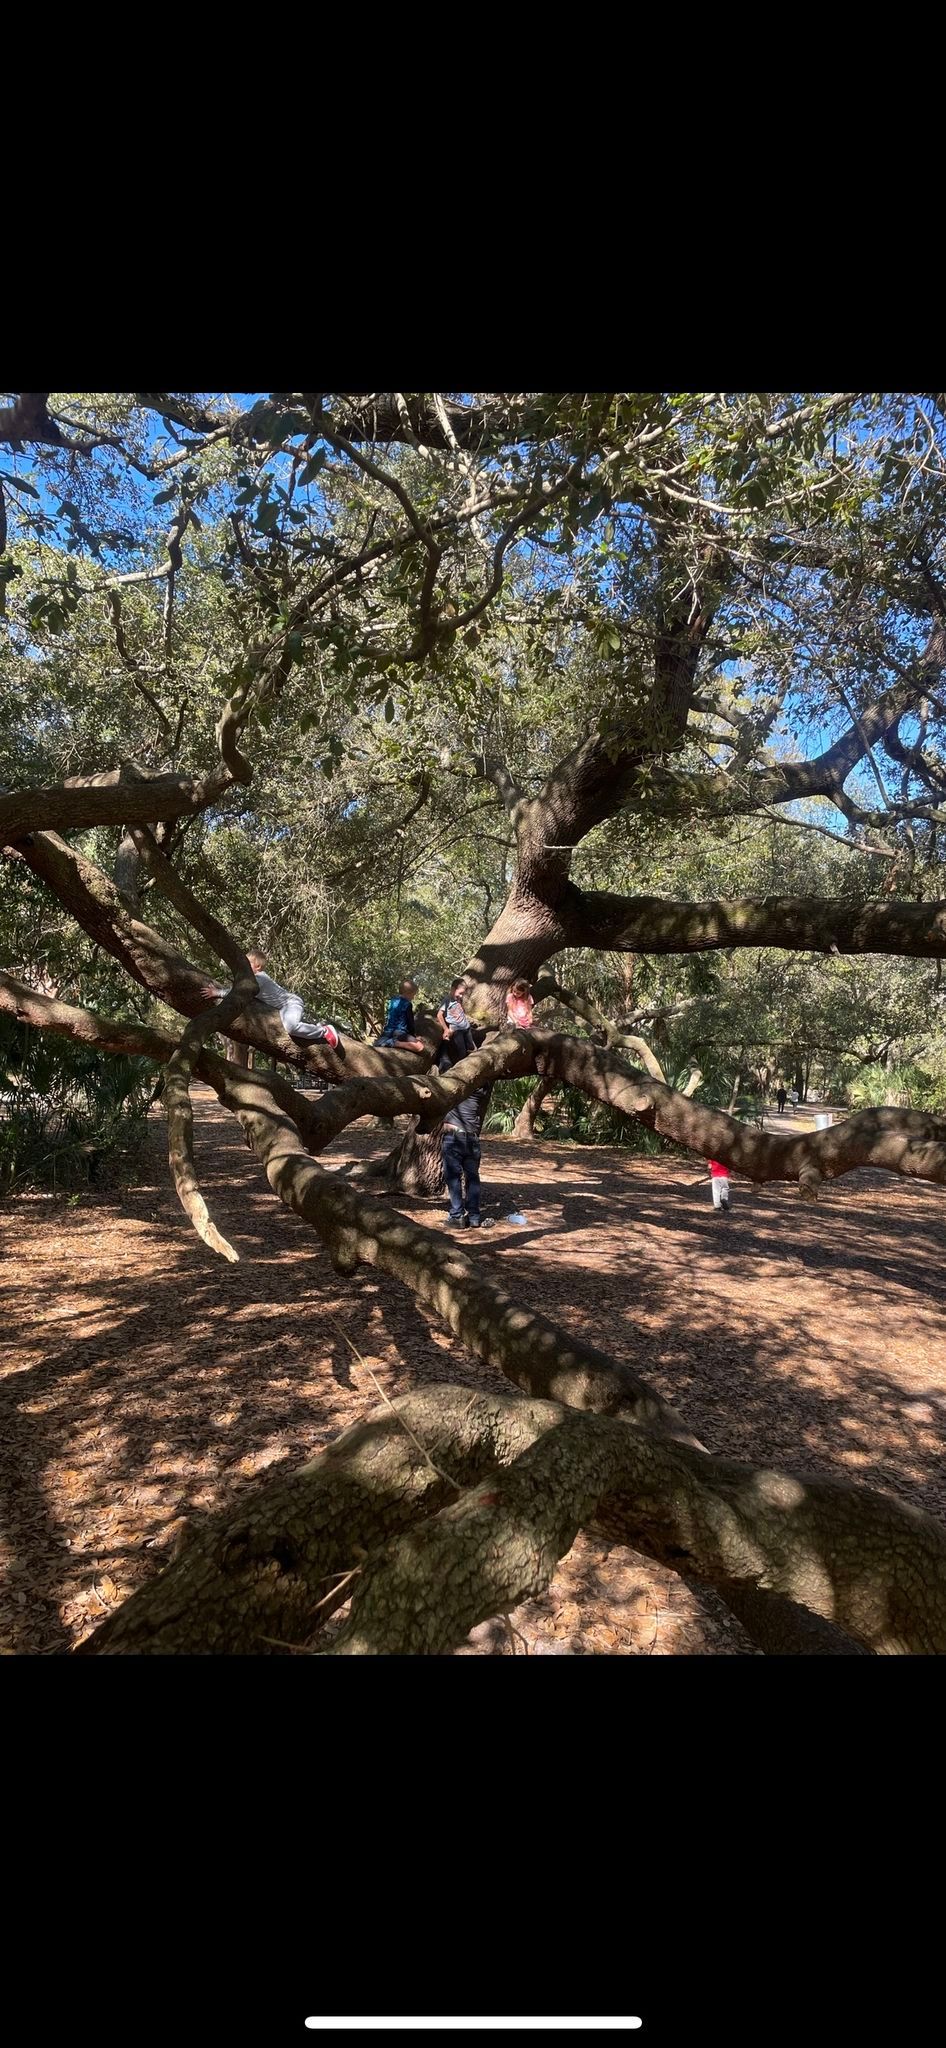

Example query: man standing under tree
[441,1086,494,1230]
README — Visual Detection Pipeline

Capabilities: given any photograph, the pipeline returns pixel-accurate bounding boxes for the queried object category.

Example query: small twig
[330,1322,461,1493]
[502,1612,530,1656]
[309,1563,363,1614]
[428,1387,480,1458]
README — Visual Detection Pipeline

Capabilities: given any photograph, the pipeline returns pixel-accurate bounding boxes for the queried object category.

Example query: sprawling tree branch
[8,977,945,1205]
[666,622,946,822]
[8,972,945,1656]
[567,888,946,962]
[75,1387,562,1655]
[78,1368,946,1658]
[330,1394,945,1657]
[0,764,232,846]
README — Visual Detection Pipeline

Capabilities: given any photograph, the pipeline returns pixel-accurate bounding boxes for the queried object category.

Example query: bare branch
[532,974,667,1080]
[131,827,261,1261]
[0,759,231,845]
[473,752,526,825]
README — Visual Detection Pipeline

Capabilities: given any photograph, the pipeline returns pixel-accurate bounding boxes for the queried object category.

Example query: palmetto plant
[482,1078,542,1135]
[0,1017,154,1193]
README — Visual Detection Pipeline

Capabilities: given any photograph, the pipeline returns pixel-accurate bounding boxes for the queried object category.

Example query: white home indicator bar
[305,2023,643,2033]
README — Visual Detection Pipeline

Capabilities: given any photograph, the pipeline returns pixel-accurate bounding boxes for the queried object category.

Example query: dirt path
[2,1087,945,1655]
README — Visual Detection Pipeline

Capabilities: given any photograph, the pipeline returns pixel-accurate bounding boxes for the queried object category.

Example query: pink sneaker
[322,1026,345,1058]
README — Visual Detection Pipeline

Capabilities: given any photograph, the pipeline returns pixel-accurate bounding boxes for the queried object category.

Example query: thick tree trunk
[378,1117,446,1196]
[464,886,571,1023]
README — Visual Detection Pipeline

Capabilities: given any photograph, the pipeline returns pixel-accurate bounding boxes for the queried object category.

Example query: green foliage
[0,1018,154,1195]
[543,1086,668,1152]
[482,1075,671,1153]
[481,1079,542,1134]
[844,1057,946,1113]
[3,392,946,1115]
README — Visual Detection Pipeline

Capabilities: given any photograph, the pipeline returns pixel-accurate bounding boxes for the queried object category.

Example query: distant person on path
[375,977,427,1052]
[506,978,535,1030]
[708,1159,732,1213]
[776,1085,787,1114]
[436,977,477,1067]
[789,1086,799,1112]
[217,951,344,1055]
[442,1086,494,1230]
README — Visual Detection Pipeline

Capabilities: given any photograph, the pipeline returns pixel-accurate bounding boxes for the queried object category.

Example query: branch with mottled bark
[0,763,232,846]
[75,1387,559,1654]
[0,645,288,848]
[79,1375,946,1658]
[330,1393,946,1657]
[532,974,667,1080]
[567,887,946,963]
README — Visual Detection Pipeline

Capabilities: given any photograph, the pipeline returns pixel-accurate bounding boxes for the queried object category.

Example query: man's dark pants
[442,1129,481,1223]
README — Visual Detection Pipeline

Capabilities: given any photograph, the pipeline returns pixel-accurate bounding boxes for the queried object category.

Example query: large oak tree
[3,390,946,1654]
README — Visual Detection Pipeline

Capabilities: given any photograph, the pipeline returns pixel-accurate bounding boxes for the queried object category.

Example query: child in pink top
[707,1159,731,1212]
[505,978,535,1030]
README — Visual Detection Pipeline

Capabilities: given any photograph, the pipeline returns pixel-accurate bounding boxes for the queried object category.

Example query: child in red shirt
[708,1159,731,1212]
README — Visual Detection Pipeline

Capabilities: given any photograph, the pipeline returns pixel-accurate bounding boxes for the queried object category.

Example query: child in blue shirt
[375,977,427,1051]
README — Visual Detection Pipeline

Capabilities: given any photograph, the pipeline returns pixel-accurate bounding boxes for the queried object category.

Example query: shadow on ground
[1,1087,943,1654]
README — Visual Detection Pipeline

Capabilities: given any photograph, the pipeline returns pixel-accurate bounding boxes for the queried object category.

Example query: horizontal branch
[310,392,539,455]
[569,887,946,962]
[9,972,946,1206]
[0,764,231,846]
